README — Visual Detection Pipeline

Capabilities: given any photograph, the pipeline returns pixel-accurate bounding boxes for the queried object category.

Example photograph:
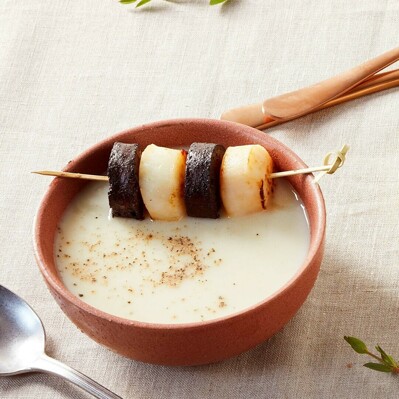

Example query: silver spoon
[0,285,122,399]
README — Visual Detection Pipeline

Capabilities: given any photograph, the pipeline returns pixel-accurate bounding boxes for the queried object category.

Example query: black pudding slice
[107,142,144,219]
[184,143,226,218]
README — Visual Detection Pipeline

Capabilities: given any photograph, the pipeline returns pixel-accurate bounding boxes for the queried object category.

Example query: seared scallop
[220,144,273,217]
[139,144,186,221]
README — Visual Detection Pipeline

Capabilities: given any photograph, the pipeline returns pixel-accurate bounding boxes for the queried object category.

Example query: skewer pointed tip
[32,170,109,181]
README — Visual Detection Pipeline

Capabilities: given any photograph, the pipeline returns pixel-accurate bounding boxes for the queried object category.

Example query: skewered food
[36,142,347,223]
[109,143,273,220]
[139,144,187,221]
[184,143,225,219]
[220,144,273,217]
[107,142,144,219]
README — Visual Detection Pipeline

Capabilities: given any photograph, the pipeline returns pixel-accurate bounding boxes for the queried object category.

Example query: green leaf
[119,0,137,4]
[363,362,393,373]
[136,0,152,6]
[210,0,229,5]
[344,336,368,354]
[375,345,397,367]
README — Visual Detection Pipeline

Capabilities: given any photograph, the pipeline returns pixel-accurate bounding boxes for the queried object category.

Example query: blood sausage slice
[184,143,225,218]
[107,142,144,219]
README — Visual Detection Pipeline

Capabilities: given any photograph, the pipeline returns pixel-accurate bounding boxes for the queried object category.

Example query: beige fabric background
[1,0,398,398]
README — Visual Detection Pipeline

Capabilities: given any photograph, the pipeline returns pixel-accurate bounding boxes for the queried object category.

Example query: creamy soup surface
[55,179,310,324]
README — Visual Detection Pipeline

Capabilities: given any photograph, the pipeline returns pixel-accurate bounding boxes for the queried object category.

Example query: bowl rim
[33,118,326,331]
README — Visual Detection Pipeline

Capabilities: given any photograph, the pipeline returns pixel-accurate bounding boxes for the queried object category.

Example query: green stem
[366,350,385,363]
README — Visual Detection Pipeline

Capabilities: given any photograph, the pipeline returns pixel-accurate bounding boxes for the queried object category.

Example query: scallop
[220,144,273,217]
[139,144,186,221]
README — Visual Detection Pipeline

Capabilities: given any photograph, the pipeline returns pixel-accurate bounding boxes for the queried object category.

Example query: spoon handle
[32,354,122,399]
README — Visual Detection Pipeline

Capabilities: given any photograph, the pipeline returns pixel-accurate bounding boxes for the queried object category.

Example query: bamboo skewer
[32,170,109,181]
[271,144,349,181]
[32,145,349,182]
[269,165,336,178]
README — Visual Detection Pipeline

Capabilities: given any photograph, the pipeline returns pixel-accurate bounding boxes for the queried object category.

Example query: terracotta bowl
[34,118,326,366]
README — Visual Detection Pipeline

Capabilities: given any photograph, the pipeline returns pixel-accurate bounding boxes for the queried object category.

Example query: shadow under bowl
[34,118,326,366]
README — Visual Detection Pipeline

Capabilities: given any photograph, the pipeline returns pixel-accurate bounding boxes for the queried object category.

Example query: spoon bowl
[0,285,45,376]
[0,285,121,399]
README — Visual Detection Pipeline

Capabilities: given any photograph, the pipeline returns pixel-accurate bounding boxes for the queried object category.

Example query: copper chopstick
[255,69,399,130]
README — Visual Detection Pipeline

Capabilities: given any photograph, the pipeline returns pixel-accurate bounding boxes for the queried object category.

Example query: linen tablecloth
[1,1,398,398]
